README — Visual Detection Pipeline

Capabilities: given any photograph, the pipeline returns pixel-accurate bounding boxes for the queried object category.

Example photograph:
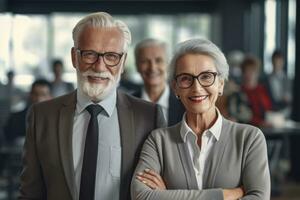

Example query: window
[0,14,48,91]
[0,13,212,89]
[264,0,276,74]
[287,0,296,79]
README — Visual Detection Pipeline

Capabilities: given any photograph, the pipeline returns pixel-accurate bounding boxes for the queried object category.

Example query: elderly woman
[131,38,270,200]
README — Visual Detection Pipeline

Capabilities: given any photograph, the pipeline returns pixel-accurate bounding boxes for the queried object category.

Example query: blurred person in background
[4,79,52,144]
[0,70,25,145]
[3,70,26,111]
[216,50,245,119]
[227,56,273,127]
[239,56,273,127]
[266,50,292,115]
[133,38,185,126]
[227,50,244,86]
[131,38,270,200]
[50,59,74,97]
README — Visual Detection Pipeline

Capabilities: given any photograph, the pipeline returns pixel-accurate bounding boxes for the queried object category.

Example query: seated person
[239,56,273,127]
[227,90,253,124]
[4,79,52,143]
[131,38,270,200]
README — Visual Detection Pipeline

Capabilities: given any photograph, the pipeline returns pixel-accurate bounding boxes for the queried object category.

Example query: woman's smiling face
[173,53,224,116]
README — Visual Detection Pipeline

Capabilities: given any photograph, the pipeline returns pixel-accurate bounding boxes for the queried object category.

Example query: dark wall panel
[219,0,249,54]
[0,0,7,11]
[6,1,216,14]
[292,0,300,122]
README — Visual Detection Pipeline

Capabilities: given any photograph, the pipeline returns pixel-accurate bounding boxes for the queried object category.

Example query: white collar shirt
[180,109,222,189]
[141,86,169,123]
[73,89,121,200]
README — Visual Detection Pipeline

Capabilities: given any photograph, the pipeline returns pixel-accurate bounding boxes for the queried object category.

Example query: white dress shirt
[73,89,121,200]
[141,86,170,123]
[180,109,222,189]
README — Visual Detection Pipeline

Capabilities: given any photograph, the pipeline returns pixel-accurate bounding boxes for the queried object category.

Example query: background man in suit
[19,12,165,200]
[4,79,52,143]
[133,38,185,126]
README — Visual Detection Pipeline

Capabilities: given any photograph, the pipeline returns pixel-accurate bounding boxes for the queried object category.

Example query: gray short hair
[134,38,167,65]
[169,38,229,82]
[72,12,131,52]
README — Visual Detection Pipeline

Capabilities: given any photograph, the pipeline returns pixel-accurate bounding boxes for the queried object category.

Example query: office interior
[0,0,300,199]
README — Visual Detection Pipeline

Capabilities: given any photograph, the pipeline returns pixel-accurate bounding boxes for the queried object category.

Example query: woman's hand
[223,186,244,200]
[136,169,166,190]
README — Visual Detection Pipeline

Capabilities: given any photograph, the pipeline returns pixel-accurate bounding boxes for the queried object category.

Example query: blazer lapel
[168,91,177,126]
[203,117,229,188]
[168,89,185,126]
[58,92,77,199]
[116,91,135,198]
[174,124,198,190]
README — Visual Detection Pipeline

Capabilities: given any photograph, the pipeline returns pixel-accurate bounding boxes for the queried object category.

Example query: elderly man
[19,12,165,200]
[133,38,184,126]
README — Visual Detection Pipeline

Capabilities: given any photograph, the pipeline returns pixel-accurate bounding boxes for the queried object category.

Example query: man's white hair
[72,12,131,52]
[134,38,167,64]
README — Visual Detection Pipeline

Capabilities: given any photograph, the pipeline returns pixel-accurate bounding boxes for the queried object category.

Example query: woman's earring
[176,95,180,99]
[218,92,223,96]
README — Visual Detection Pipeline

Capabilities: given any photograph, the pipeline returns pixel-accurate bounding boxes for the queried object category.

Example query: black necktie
[79,104,103,200]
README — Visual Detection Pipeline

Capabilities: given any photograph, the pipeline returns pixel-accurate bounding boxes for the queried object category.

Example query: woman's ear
[218,78,225,95]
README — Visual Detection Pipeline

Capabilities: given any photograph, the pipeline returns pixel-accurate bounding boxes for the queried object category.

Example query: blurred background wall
[0,0,297,103]
[0,0,299,199]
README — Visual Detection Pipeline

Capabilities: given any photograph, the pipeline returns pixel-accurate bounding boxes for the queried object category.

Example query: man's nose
[93,55,107,72]
[148,60,157,70]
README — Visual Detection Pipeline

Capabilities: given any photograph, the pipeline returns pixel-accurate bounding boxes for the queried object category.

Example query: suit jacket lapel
[58,91,77,199]
[116,91,135,198]
[168,88,185,126]
[203,117,229,188]
[174,124,198,190]
[168,91,177,126]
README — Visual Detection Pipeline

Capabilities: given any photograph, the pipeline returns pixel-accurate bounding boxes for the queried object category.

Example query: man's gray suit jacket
[19,90,166,200]
[131,117,270,200]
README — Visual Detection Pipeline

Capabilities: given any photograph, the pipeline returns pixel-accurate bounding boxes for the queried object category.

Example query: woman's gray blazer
[131,117,270,200]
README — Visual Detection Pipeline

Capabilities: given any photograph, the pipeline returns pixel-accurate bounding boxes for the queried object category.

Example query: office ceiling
[1,0,255,14]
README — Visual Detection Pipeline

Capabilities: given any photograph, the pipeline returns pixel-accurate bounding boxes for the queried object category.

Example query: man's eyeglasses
[175,71,218,89]
[76,49,124,67]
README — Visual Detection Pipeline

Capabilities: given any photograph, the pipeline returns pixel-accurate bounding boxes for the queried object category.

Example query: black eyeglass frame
[175,71,219,89]
[76,49,124,67]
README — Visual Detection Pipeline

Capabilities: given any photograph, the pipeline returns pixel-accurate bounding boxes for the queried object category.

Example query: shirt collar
[180,108,223,142]
[76,88,117,117]
[141,86,170,109]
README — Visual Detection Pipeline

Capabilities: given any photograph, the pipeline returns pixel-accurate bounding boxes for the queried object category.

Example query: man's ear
[71,47,77,69]
[121,53,128,73]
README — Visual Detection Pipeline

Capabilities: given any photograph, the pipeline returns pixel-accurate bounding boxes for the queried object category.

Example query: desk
[0,140,23,200]
[263,126,300,182]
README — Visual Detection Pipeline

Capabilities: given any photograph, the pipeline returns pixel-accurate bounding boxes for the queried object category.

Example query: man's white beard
[77,68,121,102]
